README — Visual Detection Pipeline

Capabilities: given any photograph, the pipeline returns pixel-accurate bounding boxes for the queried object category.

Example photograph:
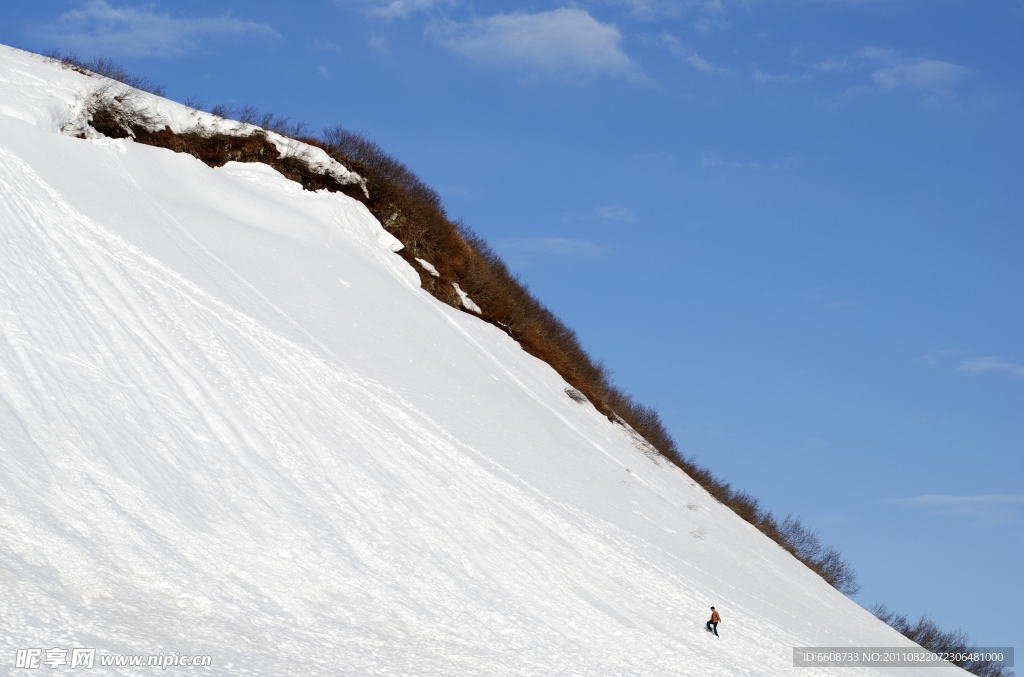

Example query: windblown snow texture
[0,46,952,676]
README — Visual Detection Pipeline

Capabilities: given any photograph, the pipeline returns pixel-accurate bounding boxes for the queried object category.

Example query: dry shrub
[85,86,158,139]
[208,104,311,139]
[44,50,165,96]
[778,515,860,594]
[872,605,1013,677]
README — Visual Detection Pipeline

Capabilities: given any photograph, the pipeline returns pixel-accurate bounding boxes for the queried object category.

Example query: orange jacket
[710,610,721,623]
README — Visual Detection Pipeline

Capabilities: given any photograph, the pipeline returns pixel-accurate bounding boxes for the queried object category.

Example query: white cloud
[914,349,955,366]
[891,494,1024,528]
[428,9,641,80]
[795,0,909,4]
[312,39,343,53]
[872,59,971,92]
[684,51,730,74]
[367,0,452,19]
[701,151,801,170]
[701,152,760,169]
[846,47,973,105]
[594,205,636,222]
[814,57,848,72]
[36,0,278,58]
[753,64,811,84]
[333,0,459,19]
[496,237,609,257]
[898,494,1024,506]
[958,356,1024,379]
[603,0,692,20]
[856,46,894,61]
[603,0,727,23]
[661,35,730,74]
[694,16,730,32]
[369,32,388,52]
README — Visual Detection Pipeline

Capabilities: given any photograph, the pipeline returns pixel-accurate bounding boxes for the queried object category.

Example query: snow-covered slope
[0,46,946,676]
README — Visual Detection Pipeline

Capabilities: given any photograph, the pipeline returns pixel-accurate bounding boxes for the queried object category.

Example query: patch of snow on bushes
[453,282,482,313]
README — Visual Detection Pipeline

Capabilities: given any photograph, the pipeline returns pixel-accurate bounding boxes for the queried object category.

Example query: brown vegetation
[60,51,860,596]
[872,605,1014,677]
[76,87,365,198]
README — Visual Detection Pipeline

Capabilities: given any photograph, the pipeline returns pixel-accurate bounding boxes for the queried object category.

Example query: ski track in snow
[0,46,955,676]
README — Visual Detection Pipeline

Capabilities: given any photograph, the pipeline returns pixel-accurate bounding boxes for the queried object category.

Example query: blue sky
[5,0,1022,656]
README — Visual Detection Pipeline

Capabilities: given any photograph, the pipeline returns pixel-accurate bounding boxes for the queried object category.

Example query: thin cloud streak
[312,39,344,52]
[895,494,1024,506]
[914,350,955,366]
[958,356,1024,378]
[700,151,800,170]
[367,0,453,19]
[595,205,636,222]
[694,17,730,33]
[496,237,609,257]
[815,57,848,72]
[753,64,812,84]
[604,0,703,21]
[35,0,278,58]
[661,35,731,75]
[889,495,1024,528]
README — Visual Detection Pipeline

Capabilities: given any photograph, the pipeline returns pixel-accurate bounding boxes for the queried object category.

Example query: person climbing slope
[705,606,721,637]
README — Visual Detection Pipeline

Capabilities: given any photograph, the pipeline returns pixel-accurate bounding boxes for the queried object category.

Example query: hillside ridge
[0,43,992,677]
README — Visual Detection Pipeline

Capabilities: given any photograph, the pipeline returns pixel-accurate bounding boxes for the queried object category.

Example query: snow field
[0,46,954,676]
